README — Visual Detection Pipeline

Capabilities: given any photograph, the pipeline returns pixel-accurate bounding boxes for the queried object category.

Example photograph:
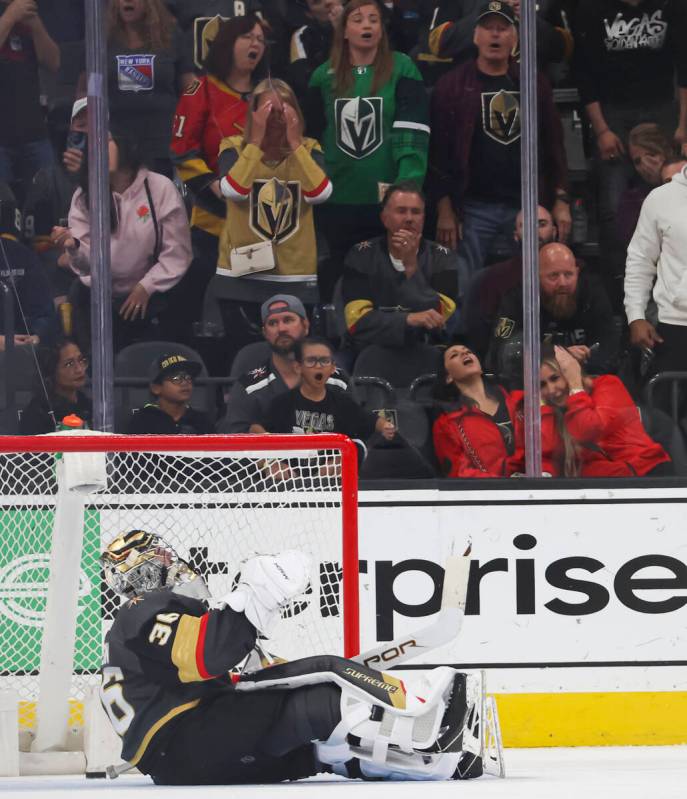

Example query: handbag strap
[143,177,161,262]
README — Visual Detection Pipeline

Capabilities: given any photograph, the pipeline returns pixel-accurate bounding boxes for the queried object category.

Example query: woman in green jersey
[306,0,429,302]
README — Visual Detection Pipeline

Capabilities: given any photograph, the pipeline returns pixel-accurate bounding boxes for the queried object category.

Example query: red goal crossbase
[0,433,359,772]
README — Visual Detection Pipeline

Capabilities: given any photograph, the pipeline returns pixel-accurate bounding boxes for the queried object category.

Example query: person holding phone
[50,132,192,352]
[21,97,89,315]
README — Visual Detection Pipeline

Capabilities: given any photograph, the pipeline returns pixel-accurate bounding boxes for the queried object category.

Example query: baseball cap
[71,97,88,120]
[476,1,517,26]
[149,353,202,384]
[261,294,307,324]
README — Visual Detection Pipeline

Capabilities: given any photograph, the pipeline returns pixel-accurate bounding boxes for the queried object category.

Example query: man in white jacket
[625,165,687,376]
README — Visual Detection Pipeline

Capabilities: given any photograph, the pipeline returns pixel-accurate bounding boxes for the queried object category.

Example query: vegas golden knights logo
[494,317,515,339]
[249,179,300,243]
[335,96,383,159]
[482,89,521,145]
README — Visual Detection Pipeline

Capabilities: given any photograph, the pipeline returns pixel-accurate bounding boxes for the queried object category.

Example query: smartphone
[66,131,87,152]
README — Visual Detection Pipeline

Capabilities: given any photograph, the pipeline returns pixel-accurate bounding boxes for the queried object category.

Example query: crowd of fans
[2,0,687,481]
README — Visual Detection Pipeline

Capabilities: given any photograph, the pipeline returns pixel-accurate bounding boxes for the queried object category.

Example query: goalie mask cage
[0,433,359,775]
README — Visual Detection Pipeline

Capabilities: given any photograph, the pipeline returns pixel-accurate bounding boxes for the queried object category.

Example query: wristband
[569,388,585,396]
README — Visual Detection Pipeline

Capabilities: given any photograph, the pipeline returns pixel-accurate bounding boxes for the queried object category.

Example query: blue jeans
[457,198,518,291]
[0,138,55,193]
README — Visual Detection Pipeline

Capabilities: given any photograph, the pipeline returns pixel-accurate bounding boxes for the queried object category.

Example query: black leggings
[142,684,341,785]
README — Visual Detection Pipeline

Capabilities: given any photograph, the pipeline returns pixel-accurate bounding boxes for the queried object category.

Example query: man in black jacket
[343,181,459,351]
[488,242,620,383]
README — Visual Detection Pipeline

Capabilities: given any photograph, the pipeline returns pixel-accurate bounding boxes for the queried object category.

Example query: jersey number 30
[101,666,135,736]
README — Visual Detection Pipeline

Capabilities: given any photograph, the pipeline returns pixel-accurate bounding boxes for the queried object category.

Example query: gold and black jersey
[101,589,257,765]
[216,136,331,277]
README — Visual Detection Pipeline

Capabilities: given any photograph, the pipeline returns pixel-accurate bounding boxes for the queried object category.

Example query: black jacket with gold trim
[102,589,257,765]
[342,235,458,349]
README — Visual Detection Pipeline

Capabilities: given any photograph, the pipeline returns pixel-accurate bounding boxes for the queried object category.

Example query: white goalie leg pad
[316,666,460,772]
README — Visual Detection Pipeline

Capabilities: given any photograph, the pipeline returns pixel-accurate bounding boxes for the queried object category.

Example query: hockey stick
[352,549,471,670]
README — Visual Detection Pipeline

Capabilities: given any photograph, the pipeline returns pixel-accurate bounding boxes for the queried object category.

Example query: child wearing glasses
[127,353,213,434]
[253,337,395,449]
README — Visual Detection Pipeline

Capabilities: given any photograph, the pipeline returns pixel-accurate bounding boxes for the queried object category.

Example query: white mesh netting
[0,439,356,730]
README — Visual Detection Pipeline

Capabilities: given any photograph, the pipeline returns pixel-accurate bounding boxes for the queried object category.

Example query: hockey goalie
[100,530,502,785]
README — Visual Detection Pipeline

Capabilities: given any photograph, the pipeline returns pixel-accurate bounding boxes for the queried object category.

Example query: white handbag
[220,239,276,277]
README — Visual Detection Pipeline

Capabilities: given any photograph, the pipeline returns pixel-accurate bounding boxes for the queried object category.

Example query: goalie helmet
[101,530,208,600]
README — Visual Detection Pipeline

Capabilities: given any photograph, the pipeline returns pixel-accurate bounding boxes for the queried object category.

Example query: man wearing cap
[218,293,348,434]
[423,0,573,85]
[127,353,214,434]
[429,0,569,277]
[21,97,88,314]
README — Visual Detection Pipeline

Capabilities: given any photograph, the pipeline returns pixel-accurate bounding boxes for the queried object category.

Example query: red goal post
[0,433,359,774]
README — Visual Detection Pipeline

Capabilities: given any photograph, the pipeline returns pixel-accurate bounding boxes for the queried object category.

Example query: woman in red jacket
[538,346,672,477]
[432,343,522,478]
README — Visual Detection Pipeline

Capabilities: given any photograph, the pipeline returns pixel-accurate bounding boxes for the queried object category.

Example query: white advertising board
[357,486,687,692]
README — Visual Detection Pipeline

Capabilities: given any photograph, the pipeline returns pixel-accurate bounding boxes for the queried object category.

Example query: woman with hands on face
[528,344,672,478]
[50,132,192,351]
[214,79,332,350]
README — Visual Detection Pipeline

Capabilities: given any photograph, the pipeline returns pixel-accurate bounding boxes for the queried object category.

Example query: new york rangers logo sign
[116,54,156,92]
[335,96,383,159]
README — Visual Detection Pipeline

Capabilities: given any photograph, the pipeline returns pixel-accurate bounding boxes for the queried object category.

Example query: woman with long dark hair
[305,0,429,302]
[19,338,91,434]
[432,342,521,478]
[51,132,192,351]
[535,345,672,477]
[103,0,194,178]
[170,14,269,339]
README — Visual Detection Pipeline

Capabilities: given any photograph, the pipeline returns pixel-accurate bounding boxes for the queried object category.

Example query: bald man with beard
[488,243,620,385]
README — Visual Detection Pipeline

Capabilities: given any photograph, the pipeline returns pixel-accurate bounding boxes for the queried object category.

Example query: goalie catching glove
[221,550,311,634]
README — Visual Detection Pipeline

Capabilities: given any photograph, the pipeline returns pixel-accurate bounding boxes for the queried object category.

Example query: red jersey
[171,74,248,236]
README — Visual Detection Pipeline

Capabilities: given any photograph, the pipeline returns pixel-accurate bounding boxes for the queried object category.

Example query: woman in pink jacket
[52,132,192,351]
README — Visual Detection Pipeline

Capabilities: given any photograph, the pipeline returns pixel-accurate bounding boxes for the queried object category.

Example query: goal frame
[0,433,359,776]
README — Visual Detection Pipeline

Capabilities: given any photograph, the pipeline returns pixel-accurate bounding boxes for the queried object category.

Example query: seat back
[352,344,442,389]
[0,346,41,433]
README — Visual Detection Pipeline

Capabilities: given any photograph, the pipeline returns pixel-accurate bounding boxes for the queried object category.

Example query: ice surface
[2,747,686,799]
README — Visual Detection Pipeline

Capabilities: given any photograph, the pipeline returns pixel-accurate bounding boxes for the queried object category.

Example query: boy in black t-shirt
[127,352,213,434]
[253,337,395,455]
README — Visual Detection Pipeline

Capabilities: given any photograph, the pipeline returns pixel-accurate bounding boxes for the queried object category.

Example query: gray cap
[261,294,307,323]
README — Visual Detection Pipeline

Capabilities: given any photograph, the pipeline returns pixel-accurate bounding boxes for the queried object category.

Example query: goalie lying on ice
[100,530,497,784]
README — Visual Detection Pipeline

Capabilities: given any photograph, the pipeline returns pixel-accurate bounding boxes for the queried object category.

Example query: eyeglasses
[302,356,333,367]
[239,32,266,45]
[61,355,89,370]
[166,373,194,384]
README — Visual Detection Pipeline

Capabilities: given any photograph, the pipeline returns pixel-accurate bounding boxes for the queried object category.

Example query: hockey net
[0,433,359,748]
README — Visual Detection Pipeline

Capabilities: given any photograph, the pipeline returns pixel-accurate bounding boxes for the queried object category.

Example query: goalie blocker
[99,532,502,784]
